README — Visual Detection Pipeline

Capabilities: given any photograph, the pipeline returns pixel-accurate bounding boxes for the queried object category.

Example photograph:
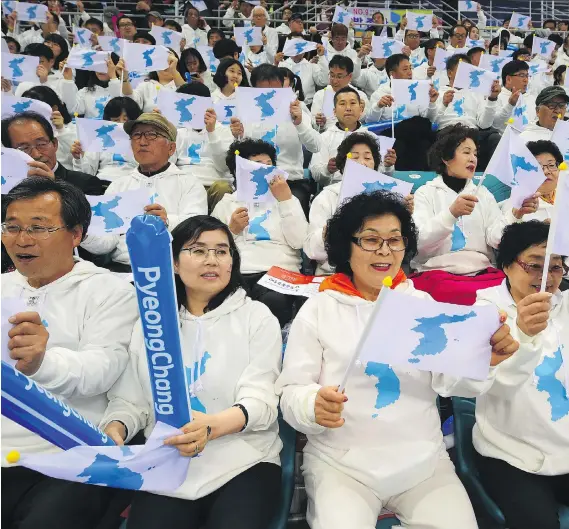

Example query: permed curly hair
[427,123,479,176]
[335,132,381,174]
[225,138,277,177]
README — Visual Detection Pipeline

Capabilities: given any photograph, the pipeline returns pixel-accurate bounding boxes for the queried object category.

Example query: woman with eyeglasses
[101,215,283,529]
[276,189,517,529]
[473,221,569,529]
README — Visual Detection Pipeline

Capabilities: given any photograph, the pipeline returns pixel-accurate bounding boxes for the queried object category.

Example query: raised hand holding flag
[391,78,430,109]
[150,25,183,51]
[236,87,296,126]
[458,1,479,12]
[405,11,433,32]
[67,48,109,73]
[76,118,133,156]
[98,36,127,57]
[1,53,39,82]
[157,90,213,129]
[371,37,405,59]
[124,43,169,73]
[532,37,556,60]
[510,12,531,31]
[234,26,262,47]
[453,60,496,96]
[479,54,511,75]
[282,38,317,58]
[74,27,93,48]
[235,155,288,203]
[332,6,352,25]
[15,1,48,22]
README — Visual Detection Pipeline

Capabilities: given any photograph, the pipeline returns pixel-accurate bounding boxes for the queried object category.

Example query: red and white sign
[257,267,326,297]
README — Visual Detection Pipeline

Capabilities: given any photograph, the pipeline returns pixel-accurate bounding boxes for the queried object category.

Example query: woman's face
[185,53,200,73]
[249,153,273,165]
[469,26,479,39]
[349,143,375,169]
[225,63,243,87]
[110,111,129,123]
[45,40,62,58]
[443,138,477,179]
[349,214,406,297]
[175,229,233,300]
[504,244,565,301]
[536,152,560,196]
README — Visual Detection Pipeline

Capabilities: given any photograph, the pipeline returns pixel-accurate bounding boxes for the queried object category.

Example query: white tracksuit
[353,65,389,99]
[325,42,361,82]
[311,85,370,131]
[68,79,122,119]
[131,79,178,113]
[1,261,137,463]
[275,282,478,529]
[493,87,537,133]
[101,289,283,499]
[212,193,308,274]
[412,175,512,274]
[435,85,498,130]
[519,122,554,143]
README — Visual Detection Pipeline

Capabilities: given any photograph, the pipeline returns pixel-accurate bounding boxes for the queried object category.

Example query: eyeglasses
[351,235,407,252]
[130,130,169,142]
[540,163,559,174]
[15,139,53,155]
[454,33,467,38]
[1,223,65,240]
[543,102,567,111]
[181,246,234,261]
[119,22,134,28]
[515,259,568,277]
[511,73,529,79]
[329,73,348,80]
[406,34,420,39]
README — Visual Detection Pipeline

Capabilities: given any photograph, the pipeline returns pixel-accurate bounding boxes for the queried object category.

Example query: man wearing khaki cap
[81,113,208,272]
[520,86,569,144]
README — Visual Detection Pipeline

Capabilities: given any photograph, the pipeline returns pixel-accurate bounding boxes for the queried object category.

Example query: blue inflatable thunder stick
[126,215,191,428]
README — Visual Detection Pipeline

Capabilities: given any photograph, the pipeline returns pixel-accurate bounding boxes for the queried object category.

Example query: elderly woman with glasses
[102,215,284,529]
[472,220,569,529]
[276,189,518,529]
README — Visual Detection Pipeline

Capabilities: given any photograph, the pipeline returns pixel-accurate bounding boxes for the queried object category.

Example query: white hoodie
[354,65,389,99]
[311,85,370,131]
[276,281,468,498]
[412,176,513,274]
[493,88,537,133]
[1,260,138,463]
[473,283,569,475]
[131,79,178,113]
[519,122,554,143]
[326,42,361,82]
[435,85,498,130]
[72,150,139,182]
[67,79,122,119]
[81,164,207,265]
[101,289,283,499]
[212,193,308,274]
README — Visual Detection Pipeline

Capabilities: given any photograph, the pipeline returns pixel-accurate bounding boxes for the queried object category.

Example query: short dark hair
[543,19,556,28]
[1,111,55,148]
[502,59,529,85]
[496,221,556,270]
[278,67,305,101]
[446,53,469,72]
[250,63,284,87]
[164,19,182,32]
[428,123,479,176]
[84,17,104,32]
[43,33,68,69]
[116,14,134,26]
[512,48,531,61]
[526,140,563,165]
[423,38,444,51]
[3,36,20,53]
[331,23,348,38]
[522,34,533,49]
[171,215,244,311]
[548,33,563,47]
[26,43,54,62]
[404,28,420,39]
[103,96,142,121]
[176,81,211,97]
[133,31,156,45]
[1,177,92,242]
[336,132,381,173]
[213,58,249,89]
[333,86,360,106]
[207,28,225,40]
[451,24,467,36]
[213,38,239,60]
[329,54,354,74]
[22,85,71,124]
[325,191,419,276]
[385,53,410,77]
[225,138,277,178]
[466,47,485,59]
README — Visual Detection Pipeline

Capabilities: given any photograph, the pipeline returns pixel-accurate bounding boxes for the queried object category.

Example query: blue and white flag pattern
[282,38,317,58]
[150,25,183,51]
[213,100,237,125]
[511,94,530,132]
[527,59,549,77]
[124,43,169,74]
[485,127,546,208]
[67,48,109,73]
[235,155,288,204]
[405,11,433,32]
[466,37,485,48]
[453,60,496,95]
[531,37,556,60]
[433,47,456,71]
[197,45,219,73]
[479,54,511,75]
[458,1,479,12]
[236,87,296,127]
[549,170,569,256]
[157,90,212,129]
[510,12,531,31]
[332,6,351,25]
[1,53,39,82]
[15,1,48,22]
[1,147,33,193]
[371,37,405,59]
[2,1,16,15]
[391,78,430,110]
[551,120,569,162]
[234,26,262,47]
[98,36,127,57]
[76,118,133,156]
[74,27,93,48]
[338,158,413,204]
[1,95,52,124]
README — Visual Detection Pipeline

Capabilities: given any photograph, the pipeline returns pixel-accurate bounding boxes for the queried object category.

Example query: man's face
[404,30,420,50]
[2,193,82,286]
[537,97,567,130]
[255,78,283,89]
[252,8,267,27]
[329,66,351,90]
[451,27,467,47]
[39,56,55,71]
[208,32,223,47]
[8,119,58,170]
[334,92,362,126]
[148,15,163,27]
[544,21,556,30]
[331,33,348,52]
[240,2,252,17]
[130,124,175,167]
[118,17,136,40]
[7,40,18,53]
[289,18,303,33]
[506,69,529,93]
[392,59,412,80]
[186,9,199,29]
[85,22,102,35]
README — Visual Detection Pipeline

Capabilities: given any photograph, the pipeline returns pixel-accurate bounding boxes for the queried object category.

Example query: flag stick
[120,69,124,97]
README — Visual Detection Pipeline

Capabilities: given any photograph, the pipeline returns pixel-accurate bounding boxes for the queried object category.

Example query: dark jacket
[54,163,109,196]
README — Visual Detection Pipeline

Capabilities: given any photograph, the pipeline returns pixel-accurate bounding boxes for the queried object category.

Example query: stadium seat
[376,513,401,528]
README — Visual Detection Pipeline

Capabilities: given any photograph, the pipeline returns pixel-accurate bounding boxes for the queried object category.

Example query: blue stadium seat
[376,514,401,528]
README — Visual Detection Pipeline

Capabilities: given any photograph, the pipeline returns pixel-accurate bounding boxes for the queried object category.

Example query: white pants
[303,453,478,529]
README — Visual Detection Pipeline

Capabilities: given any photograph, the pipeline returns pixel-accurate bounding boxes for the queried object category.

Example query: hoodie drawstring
[189,319,206,396]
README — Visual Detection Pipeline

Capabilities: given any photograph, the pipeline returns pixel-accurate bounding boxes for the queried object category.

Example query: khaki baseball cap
[124,112,177,142]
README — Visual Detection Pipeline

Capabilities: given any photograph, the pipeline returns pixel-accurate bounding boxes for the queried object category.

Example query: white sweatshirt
[1,260,138,463]
[72,150,138,182]
[81,163,207,265]
[519,122,553,143]
[311,85,370,131]
[69,79,122,119]
[131,79,178,113]
[244,46,275,70]
[277,56,329,105]
[412,175,513,274]
[493,88,537,133]
[212,193,308,274]
[181,24,209,49]
[354,65,389,99]
[554,47,569,69]
[473,283,569,475]
[367,81,438,123]
[434,85,498,130]
[276,282,467,498]
[500,196,555,223]
[101,289,283,499]
[176,126,233,186]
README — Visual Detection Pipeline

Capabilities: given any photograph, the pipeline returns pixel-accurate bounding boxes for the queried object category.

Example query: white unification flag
[235,155,288,203]
[527,59,549,77]
[213,100,237,125]
[124,43,169,73]
[348,288,499,382]
[550,171,569,256]
[405,11,433,32]
[1,95,52,123]
[19,422,190,492]
[433,47,453,71]
[485,127,546,208]
[1,147,33,194]
[1,53,39,83]
[371,37,405,59]
[87,189,151,236]
[236,87,296,127]
[321,86,335,118]
[67,48,109,73]
[98,36,127,57]
[234,26,262,47]
[511,94,530,132]
[498,49,514,58]
[479,54,511,75]
[282,38,317,58]
[128,71,147,90]
[197,45,219,73]
[338,158,413,204]
[466,37,485,48]
[16,1,47,22]
[458,0,479,12]
[157,90,212,129]
[453,60,496,96]
[74,27,93,48]
[551,119,569,161]
[150,25,183,51]
[378,136,395,160]
[2,1,16,15]
[510,12,531,31]
[532,37,556,60]
[332,6,351,25]
[76,118,133,156]
[391,78,430,109]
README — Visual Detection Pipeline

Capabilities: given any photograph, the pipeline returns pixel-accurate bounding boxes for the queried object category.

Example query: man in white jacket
[520,86,569,144]
[1,177,138,528]
[222,0,253,28]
